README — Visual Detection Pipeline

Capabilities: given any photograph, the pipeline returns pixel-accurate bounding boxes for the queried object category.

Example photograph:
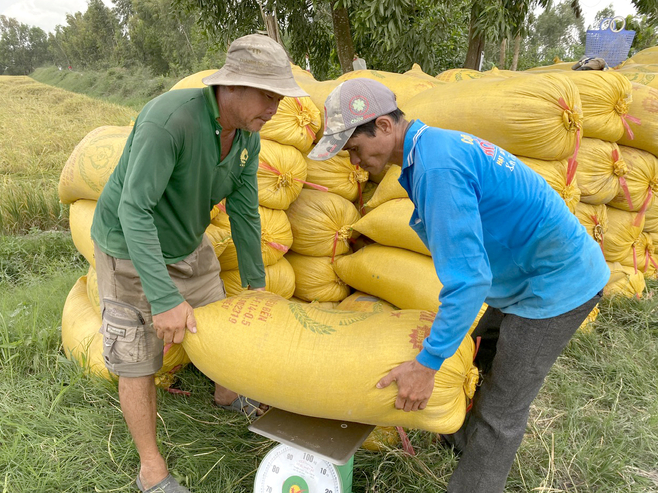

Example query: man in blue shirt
[308,78,609,492]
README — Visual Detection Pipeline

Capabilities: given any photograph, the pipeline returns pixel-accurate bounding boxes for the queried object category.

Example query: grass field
[1,76,657,492]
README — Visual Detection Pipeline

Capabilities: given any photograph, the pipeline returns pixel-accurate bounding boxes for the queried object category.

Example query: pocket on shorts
[101,299,147,365]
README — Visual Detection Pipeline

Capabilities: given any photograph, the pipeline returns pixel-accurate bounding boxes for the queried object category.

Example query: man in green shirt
[91,34,308,493]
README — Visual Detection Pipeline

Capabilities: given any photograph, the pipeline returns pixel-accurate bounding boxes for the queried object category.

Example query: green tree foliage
[0,16,50,75]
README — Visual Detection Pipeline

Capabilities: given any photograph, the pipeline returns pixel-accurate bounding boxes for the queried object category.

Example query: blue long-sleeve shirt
[400,120,610,371]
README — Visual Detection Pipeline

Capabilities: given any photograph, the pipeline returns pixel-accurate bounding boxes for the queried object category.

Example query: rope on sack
[633,187,653,227]
[558,97,582,186]
[395,427,416,456]
[259,161,328,191]
[591,214,606,256]
[294,98,317,141]
[611,149,633,209]
[615,97,641,140]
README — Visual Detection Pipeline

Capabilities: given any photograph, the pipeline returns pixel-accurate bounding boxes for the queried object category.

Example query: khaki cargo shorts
[93,235,226,377]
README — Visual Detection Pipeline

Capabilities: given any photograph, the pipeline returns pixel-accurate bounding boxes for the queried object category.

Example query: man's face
[233,87,284,132]
[343,126,394,175]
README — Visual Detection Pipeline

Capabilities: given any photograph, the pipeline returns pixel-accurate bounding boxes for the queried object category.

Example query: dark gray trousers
[446,293,602,493]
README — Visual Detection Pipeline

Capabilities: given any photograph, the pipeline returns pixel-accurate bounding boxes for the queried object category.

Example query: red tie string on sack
[259,161,328,192]
[611,149,634,209]
[331,231,339,263]
[396,427,416,456]
[621,114,641,140]
[590,215,605,256]
[294,98,317,141]
[268,242,289,253]
[215,202,227,214]
[633,187,653,227]
[558,97,581,186]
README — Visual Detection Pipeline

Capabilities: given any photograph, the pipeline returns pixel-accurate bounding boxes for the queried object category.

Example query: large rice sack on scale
[285,252,350,302]
[552,71,633,142]
[337,291,398,312]
[574,202,608,254]
[402,74,583,161]
[365,165,407,209]
[617,83,658,156]
[286,189,360,257]
[304,151,369,202]
[62,276,189,388]
[257,139,308,210]
[220,257,295,299]
[603,207,646,263]
[214,206,293,270]
[352,198,430,256]
[607,146,658,213]
[518,157,580,213]
[183,290,479,433]
[333,243,442,312]
[575,139,627,205]
[604,262,645,298]
[58,126,131,204]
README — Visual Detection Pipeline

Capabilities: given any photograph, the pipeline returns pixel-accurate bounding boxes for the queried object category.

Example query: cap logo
[350,96,369,115]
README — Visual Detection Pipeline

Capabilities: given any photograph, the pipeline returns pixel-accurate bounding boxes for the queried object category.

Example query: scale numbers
[254,444,342,493]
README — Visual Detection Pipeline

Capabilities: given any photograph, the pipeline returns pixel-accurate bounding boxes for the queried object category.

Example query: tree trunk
[330,1,355,74]
[511,34,521,71]
[499,37,506,69]
[464,26,485,70]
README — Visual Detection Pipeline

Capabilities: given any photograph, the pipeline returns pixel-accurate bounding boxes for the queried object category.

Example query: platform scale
[248,408,376,493]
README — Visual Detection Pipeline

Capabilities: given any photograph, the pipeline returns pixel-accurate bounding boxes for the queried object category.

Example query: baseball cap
[307,78,398,161]
[202,34,308,98]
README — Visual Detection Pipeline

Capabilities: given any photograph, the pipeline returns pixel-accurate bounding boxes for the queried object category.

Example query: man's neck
[390,118,411,165]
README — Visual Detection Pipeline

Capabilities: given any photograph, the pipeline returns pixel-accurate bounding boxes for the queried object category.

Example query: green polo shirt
[91,86,265,315]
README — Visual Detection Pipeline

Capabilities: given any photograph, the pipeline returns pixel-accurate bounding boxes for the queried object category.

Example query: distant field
[0,76,136,233]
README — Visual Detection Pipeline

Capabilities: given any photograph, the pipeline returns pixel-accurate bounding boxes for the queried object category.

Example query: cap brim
[202,68,309,98]
[307,127,355,161]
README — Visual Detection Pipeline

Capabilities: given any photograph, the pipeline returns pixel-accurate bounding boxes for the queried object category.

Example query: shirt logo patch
[240,149,248,166]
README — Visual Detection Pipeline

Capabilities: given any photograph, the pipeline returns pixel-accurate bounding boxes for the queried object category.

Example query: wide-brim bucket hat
[202,34,308,98]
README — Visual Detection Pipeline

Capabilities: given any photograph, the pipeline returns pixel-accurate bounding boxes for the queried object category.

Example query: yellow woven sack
[608,146,658,213]
[216,206,292,270]
[404,63,440,82]
[285,252,350,302]
[337,291,398,312]
[204,223,231,259]
[617,83,658,156]
[59,126,132,204]
[401,74,582,161]
[286,189,360,257]
[337,69,442,108]
[618,68,658,90]
[260,97,321,153]
[622,232,657,277]
[289,297,341,310]
[365,165,407,209]
[626,46,658,65]
[69,199,97,268]
[435,68,487,82]
[62,276,190,388]
[644,201,658,232]
[519,157,581,213]
[292,74,341,136]
[169,70,217,90]
[220,257,295,299]
[352,198,431,255]
[304,151,369,202]
[575,139,627,205]
[86,265,100,315]
[257,139,308,210]
[603,207,646,263]
[333,243,442,312]
[604,262,645,298]
[524,61,576,73]
[574,202,608,254]
[182,291,478,433]
[552,71,633,142]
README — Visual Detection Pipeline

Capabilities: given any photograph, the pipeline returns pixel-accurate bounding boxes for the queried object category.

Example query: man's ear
[375,115,394,135]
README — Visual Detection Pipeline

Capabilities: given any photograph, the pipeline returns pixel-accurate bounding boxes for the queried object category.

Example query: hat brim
[202,67,308,98]
[307,127,355,161]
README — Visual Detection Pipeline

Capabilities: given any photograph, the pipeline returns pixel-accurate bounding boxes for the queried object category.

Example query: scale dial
[254,444,342,493]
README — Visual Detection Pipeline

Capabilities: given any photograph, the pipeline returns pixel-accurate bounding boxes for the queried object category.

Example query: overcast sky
[0,0,639,35]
